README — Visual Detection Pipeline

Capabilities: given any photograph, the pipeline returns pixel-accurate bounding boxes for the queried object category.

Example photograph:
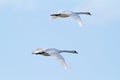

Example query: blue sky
[0,0,120,80]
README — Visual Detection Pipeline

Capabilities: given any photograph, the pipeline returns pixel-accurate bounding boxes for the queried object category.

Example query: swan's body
[32,48,78,69]
[50,11,91,27]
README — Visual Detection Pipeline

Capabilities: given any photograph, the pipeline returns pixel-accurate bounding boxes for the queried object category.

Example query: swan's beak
[88,12,92,15]
[74,51,78,54]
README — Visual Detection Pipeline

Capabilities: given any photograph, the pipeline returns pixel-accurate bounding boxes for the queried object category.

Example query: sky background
[0,0,120,80]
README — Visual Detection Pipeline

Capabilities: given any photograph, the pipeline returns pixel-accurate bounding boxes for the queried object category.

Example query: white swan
[32,48,78,69]
[50,11,91,27]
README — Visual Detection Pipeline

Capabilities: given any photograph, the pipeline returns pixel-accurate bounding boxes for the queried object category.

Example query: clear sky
[0,0,120,80]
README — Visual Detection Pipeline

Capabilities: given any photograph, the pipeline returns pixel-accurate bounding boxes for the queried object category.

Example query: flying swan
[50,11,91,27]
[32,48,78,69]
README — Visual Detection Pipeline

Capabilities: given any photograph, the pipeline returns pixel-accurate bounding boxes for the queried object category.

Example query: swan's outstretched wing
[70,14,83,27]
[49,52,68,69]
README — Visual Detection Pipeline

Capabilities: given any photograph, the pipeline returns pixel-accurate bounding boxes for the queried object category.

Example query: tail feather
[51,16,58,19]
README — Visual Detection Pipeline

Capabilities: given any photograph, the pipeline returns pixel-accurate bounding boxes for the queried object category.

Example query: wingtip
[79,23,83,27]
[63,62,68,70]
[64,65,68,70]
[77,20,83,27]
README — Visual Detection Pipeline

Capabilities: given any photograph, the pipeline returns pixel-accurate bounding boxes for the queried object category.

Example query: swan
[32,48,78,69]
[50,11,91,27]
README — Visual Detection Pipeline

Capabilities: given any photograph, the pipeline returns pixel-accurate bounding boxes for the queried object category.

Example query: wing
[49,52,68,69]
[70,13,83,27]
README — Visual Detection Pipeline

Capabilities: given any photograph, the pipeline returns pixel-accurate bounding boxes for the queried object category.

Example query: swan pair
[32,48,78,69]
[32,11,91,69]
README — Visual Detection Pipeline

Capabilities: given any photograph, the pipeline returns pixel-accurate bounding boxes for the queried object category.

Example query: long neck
[76,12,91,15]
[59,50,77,54]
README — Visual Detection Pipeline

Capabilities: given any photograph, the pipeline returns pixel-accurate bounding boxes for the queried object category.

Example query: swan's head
[32,48,43,54]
